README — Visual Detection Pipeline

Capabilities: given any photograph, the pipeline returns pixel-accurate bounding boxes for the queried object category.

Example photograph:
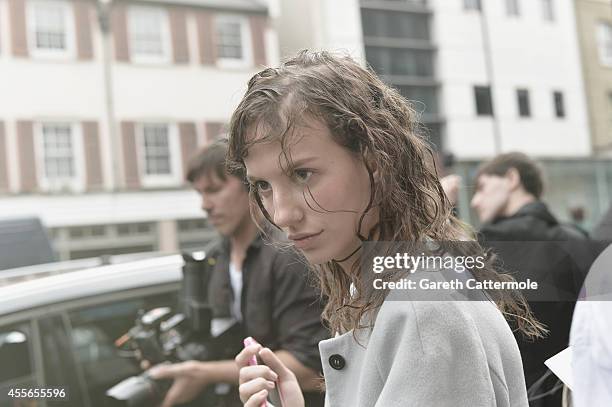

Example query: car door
[37,314,89,407]
[0,321,42,407]
[64,287,178,407]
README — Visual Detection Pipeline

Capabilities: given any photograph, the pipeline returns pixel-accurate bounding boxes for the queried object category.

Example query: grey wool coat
[318,290,529,407]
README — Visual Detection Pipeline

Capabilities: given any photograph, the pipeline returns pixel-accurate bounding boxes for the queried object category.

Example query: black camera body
[105,251,243,407]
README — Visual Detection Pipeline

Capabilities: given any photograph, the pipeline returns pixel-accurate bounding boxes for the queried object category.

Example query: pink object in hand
[243,337,268,407]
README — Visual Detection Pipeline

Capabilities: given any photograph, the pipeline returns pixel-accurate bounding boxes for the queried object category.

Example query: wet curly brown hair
[227,50,544,339]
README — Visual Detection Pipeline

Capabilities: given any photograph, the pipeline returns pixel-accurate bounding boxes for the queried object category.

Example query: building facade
[432,0,591,159]
[0,0,276,260]
[574,0,612,156]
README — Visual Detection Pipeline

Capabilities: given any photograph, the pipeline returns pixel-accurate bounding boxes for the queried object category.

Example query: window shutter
[249,15,267,67]
[9,0,28,57]
[0,122,9,192]
[74,0,94,60]
[169,7,189,64]
[111,3,130,62]
[196,10,215,65]
[179,122,198,180]
[205,122,225,143]
[121,121,140,188]
[82,121,103,189]
[17,121,37,192]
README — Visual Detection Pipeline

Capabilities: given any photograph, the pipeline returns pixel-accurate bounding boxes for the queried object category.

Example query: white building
[0,0,277,260]
[433,0,591,159]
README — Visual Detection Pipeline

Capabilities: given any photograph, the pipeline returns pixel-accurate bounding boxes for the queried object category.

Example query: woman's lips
[289,231,323,249]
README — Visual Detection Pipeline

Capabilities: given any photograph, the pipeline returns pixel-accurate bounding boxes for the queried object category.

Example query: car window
[0,322,41,407]
[67,290,178,407]
[38,315,88,407]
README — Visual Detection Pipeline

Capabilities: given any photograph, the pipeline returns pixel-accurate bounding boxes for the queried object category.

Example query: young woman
[228,51,542,407]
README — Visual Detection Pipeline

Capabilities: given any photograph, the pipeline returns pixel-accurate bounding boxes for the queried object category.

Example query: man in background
[470,152,587,407]
[151,140,327,407]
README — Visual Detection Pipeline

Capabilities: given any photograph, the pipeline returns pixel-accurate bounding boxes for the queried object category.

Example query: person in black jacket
[471,152,587,407]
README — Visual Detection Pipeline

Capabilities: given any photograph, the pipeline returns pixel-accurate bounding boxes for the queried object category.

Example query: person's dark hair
[185,139,245,183]
[477,152,544,199]
[227,50,544,339]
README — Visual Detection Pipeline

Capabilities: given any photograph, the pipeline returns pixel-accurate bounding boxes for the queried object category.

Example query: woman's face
[244,119,378,265]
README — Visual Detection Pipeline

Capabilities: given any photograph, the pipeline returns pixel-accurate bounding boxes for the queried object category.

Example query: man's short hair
[185,139,245,183]
[477,152,544,199]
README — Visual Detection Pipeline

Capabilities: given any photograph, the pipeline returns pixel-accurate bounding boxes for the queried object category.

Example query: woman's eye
[294,169,313,183]
[254,180,271,193]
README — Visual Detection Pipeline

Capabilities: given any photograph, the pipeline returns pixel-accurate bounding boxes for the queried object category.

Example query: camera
[105,251,243,407]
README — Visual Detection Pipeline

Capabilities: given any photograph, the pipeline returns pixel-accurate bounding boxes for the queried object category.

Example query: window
[68,225,106,239]
[116,222,153,236]
[553,91,565,118]
[474,86,493,116]
[42,124,74,178]
[215,15,251,67]
[68,292,177,405]
[128,7,171,63]
[361,10,430,40]
[506,0,520,17]
[365,47,434,77]
[542,0,554,21]
[36,122,83,191]
[143,124,171,176]
[597,22,612,67]
[464,0,481,11]
[38,315,87,405]
[396,86,438,114]
[138,123,180,187]
[27,0,74,58]
[517,89,531,117]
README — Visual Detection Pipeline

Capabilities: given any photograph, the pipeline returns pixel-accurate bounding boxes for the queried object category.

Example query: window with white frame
[215,15,250,67]
[128,7,171,63]
[138,123,180,187]
[36,123,83,191]
[597,22,612,67]
[541,0,554,22]
[143,124,171,175]
[27,0,74,57]
[506,0,520,17]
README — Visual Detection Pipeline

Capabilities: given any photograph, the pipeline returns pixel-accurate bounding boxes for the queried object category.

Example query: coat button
[329,354,345,370]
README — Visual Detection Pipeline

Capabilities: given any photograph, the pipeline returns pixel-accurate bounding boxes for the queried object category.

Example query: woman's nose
[272,188,304,228]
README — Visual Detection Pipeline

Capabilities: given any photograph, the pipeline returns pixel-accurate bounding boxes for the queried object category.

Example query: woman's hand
[235,345,305,407]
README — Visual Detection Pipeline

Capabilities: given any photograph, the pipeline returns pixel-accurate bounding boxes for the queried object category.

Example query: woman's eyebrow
[246,156,319,182]
[288,156,319,168]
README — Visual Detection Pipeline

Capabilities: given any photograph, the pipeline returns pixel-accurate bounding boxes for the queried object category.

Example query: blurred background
[0,0,610,262]
[0,1,611,406]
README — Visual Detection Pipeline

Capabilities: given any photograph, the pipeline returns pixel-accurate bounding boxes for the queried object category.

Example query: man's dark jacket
[207,235,328,407]
[478,201,588,407]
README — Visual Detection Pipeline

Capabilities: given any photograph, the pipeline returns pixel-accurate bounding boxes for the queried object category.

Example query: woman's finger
[258,347,295,380]
[235,344,262,368]
[239,377,276,402]
[244,390,269,407]
[239,365,278,384]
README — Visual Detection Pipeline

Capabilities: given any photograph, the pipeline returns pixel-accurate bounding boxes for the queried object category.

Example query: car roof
[0,255,184,316]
